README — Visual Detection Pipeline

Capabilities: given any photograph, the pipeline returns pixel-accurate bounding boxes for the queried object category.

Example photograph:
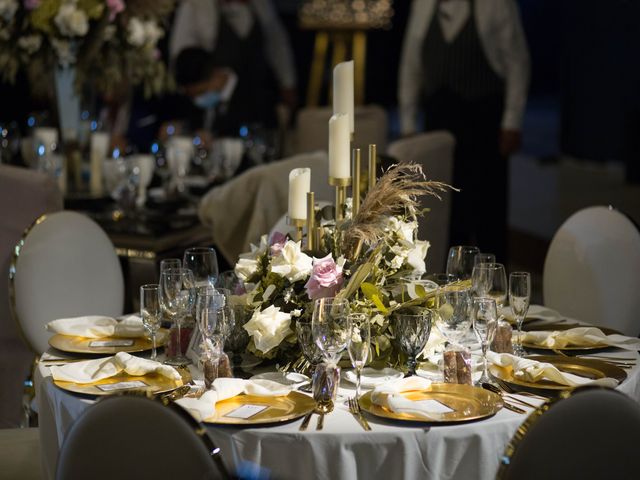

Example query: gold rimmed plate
[358,383,503,423]
[49,329,169,354]
[202,391,316,425]
[53,371,182,396]
[489,355,627,392]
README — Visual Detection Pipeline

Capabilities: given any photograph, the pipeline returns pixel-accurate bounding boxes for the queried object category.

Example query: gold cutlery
[501,402,526,414]
[299,411,314,431]
[482,383,538,409]
[481,384,526,413]
[316,412,325,430]
[494,379,549,401]
[348,397,372,431]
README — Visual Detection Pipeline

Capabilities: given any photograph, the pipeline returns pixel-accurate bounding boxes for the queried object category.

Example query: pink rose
[106,0,125,21]
[304,254,343,300]
[269,231,287,256]
[24,0,40,10]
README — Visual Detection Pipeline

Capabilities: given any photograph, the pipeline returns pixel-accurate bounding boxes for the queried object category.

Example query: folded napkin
[176,377,292,421]
[371,376,445,419]
[519,327,640,351]
[46,315,145,339]
[487,352,619,388]
[343,368,404,388]
[50,352,182,384]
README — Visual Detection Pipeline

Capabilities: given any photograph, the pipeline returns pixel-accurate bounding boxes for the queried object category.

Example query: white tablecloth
[34,350,640,480]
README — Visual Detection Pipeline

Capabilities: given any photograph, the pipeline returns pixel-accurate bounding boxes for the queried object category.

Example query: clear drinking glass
[195,287,226,381]
[509,272,531,357]
[160,258,181,274]
[159,268,196,366]
[472,297,498,384]
[435,288,473,348]
[347,313,371,400]
[473,253,496,267]
[425,273,458,287]
[312,298,351,364]
[183,247,219,289]
[393,311,432,376]
[446,246,481,280]
[296,318,324,371]
[140,284,161,361]
[471,263,508,308]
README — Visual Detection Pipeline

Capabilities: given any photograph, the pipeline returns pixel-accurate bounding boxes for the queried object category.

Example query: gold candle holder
[368,144,377,192]
[329,176,351,221]
[306,191,315,251]
[287,216,306,242]
[315,225,324,250]
[352,148,361,216]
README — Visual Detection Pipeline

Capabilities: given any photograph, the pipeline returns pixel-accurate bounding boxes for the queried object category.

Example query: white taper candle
[333,60,355,134]
[288,168,311,220]
[328,113,351,179]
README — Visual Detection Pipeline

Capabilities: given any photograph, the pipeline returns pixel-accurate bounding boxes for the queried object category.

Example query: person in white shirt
[398,0,530,259]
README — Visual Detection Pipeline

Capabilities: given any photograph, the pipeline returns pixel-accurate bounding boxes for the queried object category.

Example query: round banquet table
[34,351,640,480]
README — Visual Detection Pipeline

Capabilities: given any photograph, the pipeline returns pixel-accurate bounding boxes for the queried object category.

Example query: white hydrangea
[54,2,89,37]
[17,35,42,54]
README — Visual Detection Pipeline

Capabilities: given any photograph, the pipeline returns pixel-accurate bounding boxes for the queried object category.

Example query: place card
[413,399,455,414]
[89,339,135,348]
[96,381,148,392]
[224,404,269,419]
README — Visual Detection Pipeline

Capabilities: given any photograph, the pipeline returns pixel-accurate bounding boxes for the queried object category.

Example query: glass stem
[176,319,183,356]
[482,342,488,378]
[408,355,417,377]
[517,318,524,352]
[356,367,361,400]
[151,333,157,361]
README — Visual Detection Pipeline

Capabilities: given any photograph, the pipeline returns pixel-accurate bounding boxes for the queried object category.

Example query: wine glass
[183,247,219,289]
[472,263,508,308]
[472,297,498,384]
[446,246,480,280]
[312,298,351,364]
[509,272,531,357]
[160,258,181,274]
[296,318,324,371]
[347,313,370,401]
[392,310,432,377]
[474,253,496,267]
[140,284,161,361]
[425,273,458,287]
[159,268,196,366]
[435,288,472,347]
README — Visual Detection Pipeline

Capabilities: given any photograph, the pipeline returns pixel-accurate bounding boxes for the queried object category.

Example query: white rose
[143,20,163,47]
[54,3,89,37]
[407,240,430,275]
[127,17,146,47]
[17,35,42,54]
[270,240,313,282]
[0,0,17,21]
[387,217,417,243]
[234,235,268,281]
[243,305,292,353]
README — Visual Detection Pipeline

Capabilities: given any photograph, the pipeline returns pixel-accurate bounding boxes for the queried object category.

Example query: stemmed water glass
[472,263,508,308]
[312,298,351,364]
[509,272,531,357]
[347,313,370,401]
[183,247,219,288]
[472,297,498,384]
[393,310,432,376]
[296,318,324,372]
[474,253,496,267]
[159,268,196,366]
[140,284,161,361]
[446,246,480,280]
[435,288,473,348]
[195,287,225,384]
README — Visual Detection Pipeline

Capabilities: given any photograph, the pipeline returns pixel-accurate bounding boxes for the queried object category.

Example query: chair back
[387,131,455,273]
[294,105,388,154]
[498,387,640,480]
[56,395,229,480]
[543,206,640,336]
[10,211,124,354]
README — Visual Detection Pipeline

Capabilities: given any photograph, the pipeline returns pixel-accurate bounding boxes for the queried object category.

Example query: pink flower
[304,254,344,300]
[269,231,287,256]
[24,0,40,10]
[106,0,125,21]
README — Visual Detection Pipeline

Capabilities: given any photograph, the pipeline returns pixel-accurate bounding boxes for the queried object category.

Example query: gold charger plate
[203,391,316,425]
[489,355,627,391]
[54,371,182,396]
[49,329,168,354]
[359,383,503,423]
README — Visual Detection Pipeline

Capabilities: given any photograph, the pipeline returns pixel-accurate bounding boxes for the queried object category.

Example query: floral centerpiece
[233,163,453,366]
[0,0,175,96]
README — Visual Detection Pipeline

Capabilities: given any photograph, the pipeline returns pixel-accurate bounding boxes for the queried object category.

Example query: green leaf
[360,282,388,314]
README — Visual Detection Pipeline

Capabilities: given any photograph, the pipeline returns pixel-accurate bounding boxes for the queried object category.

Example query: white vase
[54,66,81,143]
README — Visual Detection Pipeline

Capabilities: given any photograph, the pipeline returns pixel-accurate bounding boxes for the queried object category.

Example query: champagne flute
[195,287,225,384]
[472,297,498,384]
[160,268,196,366]
[446,246,480,280]
[183,247,219,288]
[347,313,370,401]
[509,272,531,357]
[472,263,507,308]
[159,258,181,274]
[140,284,161,361]
[435,288,472,348]
[393,310,432,377]
[312,298,351,364]
[473,253,496,267]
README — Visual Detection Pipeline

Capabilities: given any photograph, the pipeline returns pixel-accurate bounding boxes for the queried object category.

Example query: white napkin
[46,315,145,339]
[176,377,292,421]
[519,327,640,351]
[343,368,404,388]
[371,376,445,419]
[488,352,619,388]
[50,352,182,384]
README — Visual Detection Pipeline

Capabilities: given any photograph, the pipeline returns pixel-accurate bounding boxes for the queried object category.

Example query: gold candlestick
[287,216,306,242]
[352,148,361,216]
[329,176,351,221]
[368,144,377,192]
[306,191,315,251]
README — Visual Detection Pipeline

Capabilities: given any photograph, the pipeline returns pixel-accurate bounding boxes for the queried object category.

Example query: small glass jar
[442,345,472,385]
[491,320,514,354]
[312,362,340,410]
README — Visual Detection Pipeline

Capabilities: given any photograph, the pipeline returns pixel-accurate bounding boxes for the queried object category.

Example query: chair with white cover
[0,165,63,427]
[386,131,456,274]
[9,211,124,355]
[543,205,640,337]
[56,395,231,480]
[497,387,640,480]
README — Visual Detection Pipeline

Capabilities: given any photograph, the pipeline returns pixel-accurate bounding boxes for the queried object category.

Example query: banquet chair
[386,131,456,273]
[9,210,124,355]
[543,205,640,337]
[56,394,232,480]
[0,165,63,428]
[497,387,640,480]
[294,105,388,154]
